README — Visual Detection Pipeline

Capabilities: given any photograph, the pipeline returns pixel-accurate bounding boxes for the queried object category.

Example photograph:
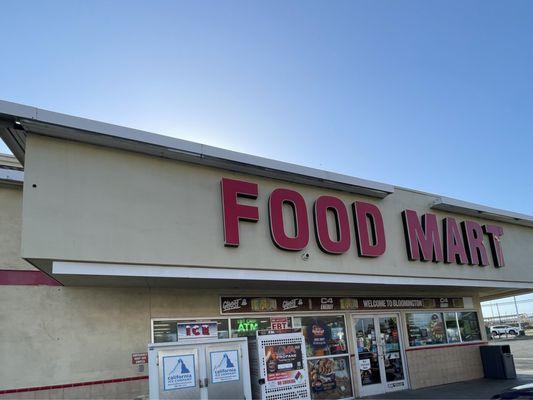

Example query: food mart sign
[221,178,505,268]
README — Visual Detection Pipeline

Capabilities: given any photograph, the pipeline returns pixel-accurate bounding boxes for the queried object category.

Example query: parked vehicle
[492,382,533,399]
[490,324,524,337]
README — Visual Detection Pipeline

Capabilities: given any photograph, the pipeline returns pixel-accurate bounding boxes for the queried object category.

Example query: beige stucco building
[0,100,532,399]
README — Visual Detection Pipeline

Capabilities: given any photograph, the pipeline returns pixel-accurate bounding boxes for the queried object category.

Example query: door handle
[204,378,209,388]
[199,379,204,388]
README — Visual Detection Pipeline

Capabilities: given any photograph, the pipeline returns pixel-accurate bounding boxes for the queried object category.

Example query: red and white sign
[270,317,289,330]
[220,177,506,268]
[177,321,218,340]
[131,352,148,365]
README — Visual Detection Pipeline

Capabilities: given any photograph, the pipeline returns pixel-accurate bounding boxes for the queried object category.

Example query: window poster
[210,350,240,383]
[308,357,353,399]
[406,313,446,346]
[265,344,306,389]
[306,319,332,353]
[359,358,371,371]
[162,354,196,390]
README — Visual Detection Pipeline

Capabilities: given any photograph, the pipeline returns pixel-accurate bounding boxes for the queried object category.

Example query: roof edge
[0,99,393,198]
[431,196,533,228]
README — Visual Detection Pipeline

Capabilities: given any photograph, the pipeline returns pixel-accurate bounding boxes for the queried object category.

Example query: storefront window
[458,312,482,342]
[293,315,348,357]
[152,318,229,342]
[308,356,353,399]
[230,317,291,337]
[444,312,461,343]
[406,313,446,346]
[294,315,351,400]
[407,311,482,347]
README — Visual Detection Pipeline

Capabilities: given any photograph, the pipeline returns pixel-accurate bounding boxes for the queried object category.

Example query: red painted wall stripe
[405,341,487,352]
[0,376,148,394]
[0,269,61,286]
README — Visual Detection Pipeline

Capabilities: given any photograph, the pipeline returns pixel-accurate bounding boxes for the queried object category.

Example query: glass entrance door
[352,314,407,397]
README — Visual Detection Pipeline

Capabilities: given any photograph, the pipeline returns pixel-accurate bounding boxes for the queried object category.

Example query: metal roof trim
[0,100,394,198]
[431,196,533,228]
[0,168,24,185]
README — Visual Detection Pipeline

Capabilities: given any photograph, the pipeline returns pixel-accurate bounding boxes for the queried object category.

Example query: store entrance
[351,314,407,397]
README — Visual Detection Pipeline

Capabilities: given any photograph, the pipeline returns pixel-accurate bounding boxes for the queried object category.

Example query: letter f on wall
[221,178,259,246]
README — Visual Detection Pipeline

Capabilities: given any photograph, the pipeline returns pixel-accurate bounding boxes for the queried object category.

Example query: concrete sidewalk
[366,375,533,399]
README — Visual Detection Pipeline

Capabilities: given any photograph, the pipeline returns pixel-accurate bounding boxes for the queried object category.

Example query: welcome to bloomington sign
[220,178,505,268]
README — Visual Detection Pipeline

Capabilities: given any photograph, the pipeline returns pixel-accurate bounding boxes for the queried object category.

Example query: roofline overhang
[0,100,394,198]
[1,100,533,229]
[431,197,533,228]
[0,168,24,186]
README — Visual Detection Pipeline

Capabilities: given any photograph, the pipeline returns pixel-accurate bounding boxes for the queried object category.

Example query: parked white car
[490,325,521,337]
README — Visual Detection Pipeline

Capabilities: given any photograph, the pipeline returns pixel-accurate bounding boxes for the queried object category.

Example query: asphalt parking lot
[491,333,533,374]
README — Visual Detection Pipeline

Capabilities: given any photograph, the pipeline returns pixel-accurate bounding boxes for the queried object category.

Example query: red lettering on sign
[354,201,386,257]
[483,225,505,268]
[269,189,309,251]
[443,217,468,264]
[462,221,489,266]
[314,196,350,254]
[219,178,506,268]
[402,210,444,262]
[221,178,259,247]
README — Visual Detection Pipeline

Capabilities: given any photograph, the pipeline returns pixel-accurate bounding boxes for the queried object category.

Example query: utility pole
[514,296,520,325]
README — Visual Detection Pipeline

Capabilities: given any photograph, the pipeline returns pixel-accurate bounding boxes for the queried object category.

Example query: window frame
[443,311,462,344]
[403,309,484,349]
[291,313,353,400]
[151,316,232,343]
[457,310,483,342]
[404,311,447,347]
[229,315,292,338]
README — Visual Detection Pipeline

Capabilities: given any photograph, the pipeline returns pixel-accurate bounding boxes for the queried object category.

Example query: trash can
[479,345,517,379]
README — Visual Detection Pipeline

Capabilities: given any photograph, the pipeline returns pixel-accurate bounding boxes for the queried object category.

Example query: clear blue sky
[2,1,533,214]
[1,1,532,312]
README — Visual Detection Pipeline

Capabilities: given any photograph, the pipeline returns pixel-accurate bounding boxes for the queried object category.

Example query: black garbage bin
[479,345,517,379]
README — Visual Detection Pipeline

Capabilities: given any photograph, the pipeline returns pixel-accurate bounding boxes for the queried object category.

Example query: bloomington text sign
[220,296,464,314]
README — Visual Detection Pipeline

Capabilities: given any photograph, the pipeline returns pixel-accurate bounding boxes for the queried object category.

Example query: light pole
[514,296,520,325]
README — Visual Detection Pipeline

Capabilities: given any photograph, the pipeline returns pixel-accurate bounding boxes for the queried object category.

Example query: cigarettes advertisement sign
[265,344,306,389]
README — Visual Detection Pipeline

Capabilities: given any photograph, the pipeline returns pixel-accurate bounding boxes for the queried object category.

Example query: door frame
[350,312,410,397]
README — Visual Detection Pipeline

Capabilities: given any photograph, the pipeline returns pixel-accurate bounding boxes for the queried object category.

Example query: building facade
[1,100,533,399]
